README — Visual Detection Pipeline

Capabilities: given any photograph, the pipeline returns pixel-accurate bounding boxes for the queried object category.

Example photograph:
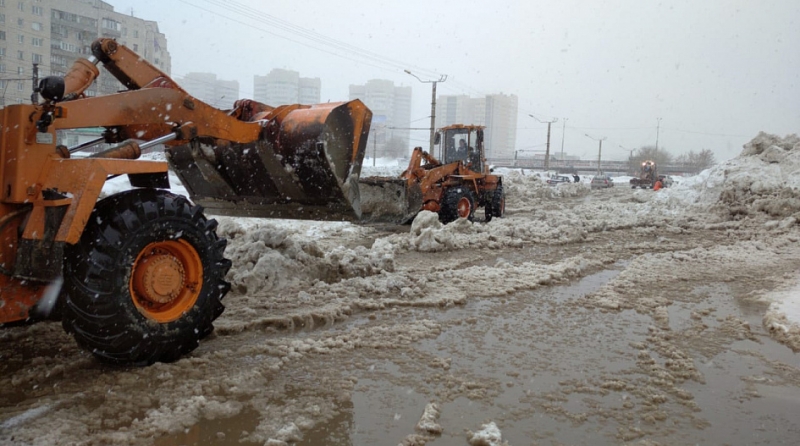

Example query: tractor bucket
[358,176,423,224]
[166,100,372,221]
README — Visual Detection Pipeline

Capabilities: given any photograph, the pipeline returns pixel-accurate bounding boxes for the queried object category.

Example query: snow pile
[650,133,800,218]
[502,170,590,202]
[218,219,394,295]
[467,421,508,446]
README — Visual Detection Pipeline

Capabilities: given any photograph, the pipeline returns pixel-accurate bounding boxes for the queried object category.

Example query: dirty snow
[2,133,800,444]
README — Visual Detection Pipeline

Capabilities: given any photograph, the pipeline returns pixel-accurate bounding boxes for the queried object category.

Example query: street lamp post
[585,134,607,174]
[529,114,558,171]
[560,118,567,168]
[655,117,662,162]
[620,145,636,175]
[405,70,447,153]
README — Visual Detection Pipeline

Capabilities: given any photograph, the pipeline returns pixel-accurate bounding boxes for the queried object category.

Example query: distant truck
[630,160,658,189]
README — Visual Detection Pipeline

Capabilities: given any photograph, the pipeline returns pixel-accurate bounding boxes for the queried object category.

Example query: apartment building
[180,72,239,109]
[0,0,169,109]
[435,93,518,159]
[253,68,321,106]
[349,79,412,159]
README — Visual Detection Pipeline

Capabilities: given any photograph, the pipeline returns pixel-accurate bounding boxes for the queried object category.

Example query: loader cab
[436,125,485,172]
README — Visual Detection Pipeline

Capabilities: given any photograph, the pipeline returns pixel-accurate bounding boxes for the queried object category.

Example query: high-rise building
[435,93,518,159]
[484,93,518,159]
[349,79,412,159]
[253,69,320,106]
[180,72,239,109]
[298,77,321,104]
[0,0,170,108]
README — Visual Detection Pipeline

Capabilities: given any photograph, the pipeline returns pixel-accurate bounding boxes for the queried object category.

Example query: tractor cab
[435,125,485,172]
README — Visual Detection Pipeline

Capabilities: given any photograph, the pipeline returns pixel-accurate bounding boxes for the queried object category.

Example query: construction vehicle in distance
[359,124,505,224]
[630,160,658,189]
[0,38,371,365]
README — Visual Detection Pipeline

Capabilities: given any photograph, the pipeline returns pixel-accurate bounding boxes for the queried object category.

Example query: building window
[32,22,43,31]
[32,5,43,16]
[18,2,24,11]
[133,30,139,38]
[0,47,4,57]
[0,14,5,23]
[32,37,42,47]
[17,81,25,91]
[17,35,23,44]
[18,66,23,75]
[0,31,5,41]
[0,66,5,74]
[17,50,23,60]
[17,17,23,27]
[32,53,42,63]
[133,44,138,52]
[101,18,121,31]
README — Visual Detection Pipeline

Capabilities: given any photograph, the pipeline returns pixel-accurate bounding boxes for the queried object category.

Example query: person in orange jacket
[653,179,663,191]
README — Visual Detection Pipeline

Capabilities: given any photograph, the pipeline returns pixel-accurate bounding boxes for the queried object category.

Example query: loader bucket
[358,176,423,224]
[166,100,372,221]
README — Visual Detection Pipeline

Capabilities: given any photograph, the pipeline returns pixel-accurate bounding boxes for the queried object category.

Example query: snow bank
[650,133,800,218]
[217,218,394,296]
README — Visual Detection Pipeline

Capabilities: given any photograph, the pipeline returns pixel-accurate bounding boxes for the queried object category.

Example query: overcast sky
[108,0,799,161]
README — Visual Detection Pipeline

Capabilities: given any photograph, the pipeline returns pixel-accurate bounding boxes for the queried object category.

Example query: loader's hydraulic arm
[46,38,369,221]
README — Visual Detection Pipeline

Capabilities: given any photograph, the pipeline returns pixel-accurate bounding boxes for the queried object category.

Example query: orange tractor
[0,39,371,365]
[360,124,505,223]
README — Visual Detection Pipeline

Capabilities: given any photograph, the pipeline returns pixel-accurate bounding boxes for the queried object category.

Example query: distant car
[547,175,572,186]
[658,175,674,187]
[591,175,614,189]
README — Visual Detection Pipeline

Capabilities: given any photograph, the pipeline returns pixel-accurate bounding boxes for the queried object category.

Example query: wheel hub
[130,239,203,323]
[133,250,186,304]
[457,197,471,218]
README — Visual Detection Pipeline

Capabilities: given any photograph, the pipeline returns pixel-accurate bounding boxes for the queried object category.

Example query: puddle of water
[310,267,650,445]
[153,408,261,446]
[160,265,800,445]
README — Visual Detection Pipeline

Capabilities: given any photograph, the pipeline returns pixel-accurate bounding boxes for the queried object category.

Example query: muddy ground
[2,160,800,445]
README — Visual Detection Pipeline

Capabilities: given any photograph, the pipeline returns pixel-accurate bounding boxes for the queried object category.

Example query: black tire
[492,183,505,218]
[62,189,231,366]
[439,186,475,224]
[484,183,506,223]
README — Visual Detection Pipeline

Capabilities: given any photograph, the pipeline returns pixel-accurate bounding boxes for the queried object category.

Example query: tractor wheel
[440,187,475,224]
[62,189,231,366]
[491,183,505,218]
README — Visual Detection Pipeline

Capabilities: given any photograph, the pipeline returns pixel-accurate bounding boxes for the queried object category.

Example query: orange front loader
[360,125,505,223]
[0,38,371,365]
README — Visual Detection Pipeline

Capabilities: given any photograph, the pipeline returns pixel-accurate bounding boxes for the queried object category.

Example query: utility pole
[585,134,606,174]
[405,70,447,153]
[529,114,558,171]
[655,117,662,162]
[560,118,567,168]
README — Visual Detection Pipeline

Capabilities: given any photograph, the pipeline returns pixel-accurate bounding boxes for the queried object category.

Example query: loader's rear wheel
[486,183,505,221]
[62,189,231,366]
[440,187,475,224]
